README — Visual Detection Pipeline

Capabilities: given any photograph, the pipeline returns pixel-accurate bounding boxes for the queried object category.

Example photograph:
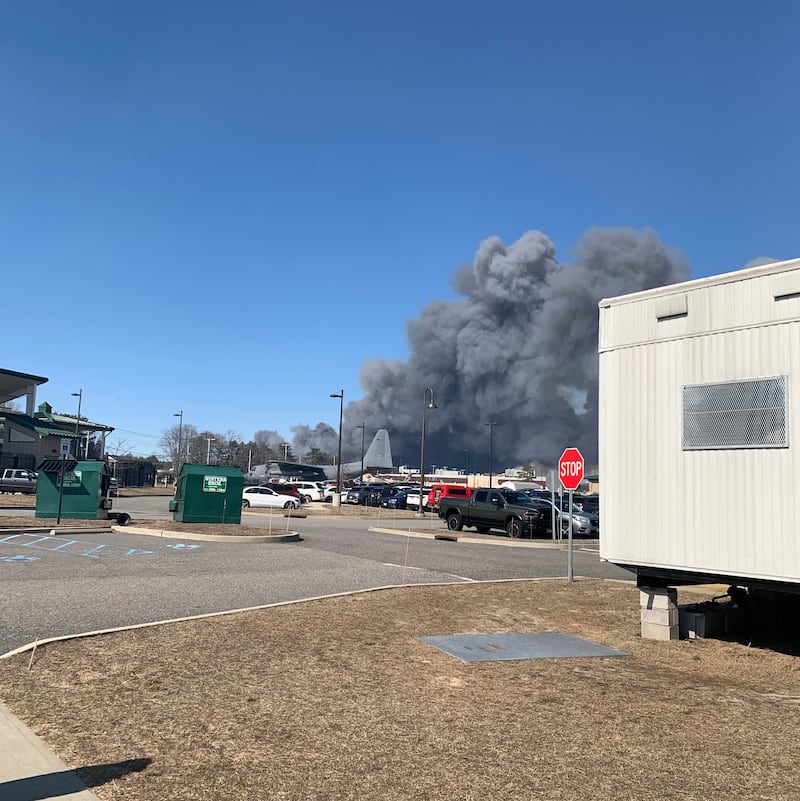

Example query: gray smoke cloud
[322,226,690,472]
[254,429,286,450]
[290,422,339,455]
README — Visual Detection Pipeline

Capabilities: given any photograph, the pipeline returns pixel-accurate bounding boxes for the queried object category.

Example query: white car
[241,486,300,510]
[404,489,431,511]
[324,487,344,503]
[291,481,325,502]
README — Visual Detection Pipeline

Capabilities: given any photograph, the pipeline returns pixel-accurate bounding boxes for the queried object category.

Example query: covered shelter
[0,367,48,416]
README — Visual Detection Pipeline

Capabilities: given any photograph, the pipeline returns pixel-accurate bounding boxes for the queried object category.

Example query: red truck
[426,483,472,512]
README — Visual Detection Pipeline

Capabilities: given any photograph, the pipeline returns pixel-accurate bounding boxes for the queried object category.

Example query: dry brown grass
[1,579,798,801]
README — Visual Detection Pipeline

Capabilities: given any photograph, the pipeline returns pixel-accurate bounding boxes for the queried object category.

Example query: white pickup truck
[0,468,38,494]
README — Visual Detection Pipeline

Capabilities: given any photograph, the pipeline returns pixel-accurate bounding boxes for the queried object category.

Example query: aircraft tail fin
[363,429,393,469]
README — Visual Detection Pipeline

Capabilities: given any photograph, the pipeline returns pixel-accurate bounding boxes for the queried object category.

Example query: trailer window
[682,376,788,450]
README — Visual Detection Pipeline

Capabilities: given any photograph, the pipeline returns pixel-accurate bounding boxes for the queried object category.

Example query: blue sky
[2,1,798,459]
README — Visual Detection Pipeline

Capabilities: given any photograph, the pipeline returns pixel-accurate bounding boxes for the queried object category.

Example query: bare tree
[159,423,199,476]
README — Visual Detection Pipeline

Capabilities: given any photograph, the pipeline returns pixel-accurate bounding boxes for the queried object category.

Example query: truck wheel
[506,518,522,538]
[476,525,490,534]
[446,512,464,531]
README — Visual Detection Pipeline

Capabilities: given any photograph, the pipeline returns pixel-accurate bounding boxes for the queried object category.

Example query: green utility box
[35,459,113,520]
[170,464,243,524]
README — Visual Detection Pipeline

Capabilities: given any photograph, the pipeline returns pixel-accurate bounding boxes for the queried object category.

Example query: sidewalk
[0,702,101,800]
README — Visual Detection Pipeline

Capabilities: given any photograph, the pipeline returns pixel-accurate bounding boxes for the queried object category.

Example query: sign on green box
[63,470,82,488]
[203,475,227,493]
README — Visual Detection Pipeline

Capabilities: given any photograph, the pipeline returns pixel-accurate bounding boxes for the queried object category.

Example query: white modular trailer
[599,257,800,591]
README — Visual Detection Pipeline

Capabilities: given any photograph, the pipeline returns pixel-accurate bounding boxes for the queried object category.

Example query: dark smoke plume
[315,226,689,472]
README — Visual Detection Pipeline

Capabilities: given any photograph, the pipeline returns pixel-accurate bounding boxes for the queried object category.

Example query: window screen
[682,376,788,449]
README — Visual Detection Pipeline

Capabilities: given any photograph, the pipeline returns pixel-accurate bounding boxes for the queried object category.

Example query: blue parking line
[0,533,155,561]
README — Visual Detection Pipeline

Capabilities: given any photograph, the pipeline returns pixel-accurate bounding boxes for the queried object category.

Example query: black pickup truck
[438,489,553,538]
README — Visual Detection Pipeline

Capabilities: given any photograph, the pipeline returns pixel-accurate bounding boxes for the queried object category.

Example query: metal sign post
[558,447,585,584]
[56,454,66,525]
[567,488,574,582]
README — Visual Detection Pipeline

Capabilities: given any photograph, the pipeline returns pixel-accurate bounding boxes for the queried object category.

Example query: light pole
[355,422,365,479]
[463,448,470,477]
[173,410,183,483]
[205,434,215,465]
[71,390,83,459]
[416,387,437,518]
[281,442,291,461]
[330,390,344,507]
[485,421,498,488]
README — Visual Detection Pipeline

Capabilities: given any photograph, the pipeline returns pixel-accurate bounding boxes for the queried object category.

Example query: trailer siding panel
[599,258,800,585]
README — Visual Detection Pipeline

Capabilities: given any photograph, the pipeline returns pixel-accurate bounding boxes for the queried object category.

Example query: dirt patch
[0,493,36,508]
[0,516,114,529]
[133,519,287,537]
[0,579,798,801]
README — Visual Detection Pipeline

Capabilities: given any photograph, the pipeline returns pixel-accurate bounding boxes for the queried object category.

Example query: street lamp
[71,390,83,459]
[463,448,470,476]
[281,442,291,461]
[330,390,344,507]
[173,410,183,483]
[485,421,498,488]
[416,387,437,518]
[205,433,215,465]
[355,422,365,479]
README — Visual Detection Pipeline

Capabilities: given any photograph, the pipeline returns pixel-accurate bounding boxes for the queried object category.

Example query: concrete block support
[641,606,679,626]
[641,621,680,641]
[640,587,678,610]
[640,587,679,640]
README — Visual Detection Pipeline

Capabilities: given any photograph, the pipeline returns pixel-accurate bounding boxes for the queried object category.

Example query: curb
[0,526,113,536]
[113,525,300,543]
[368,526,591,549]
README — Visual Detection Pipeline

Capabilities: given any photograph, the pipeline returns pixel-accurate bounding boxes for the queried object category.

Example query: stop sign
[558,447,584,491]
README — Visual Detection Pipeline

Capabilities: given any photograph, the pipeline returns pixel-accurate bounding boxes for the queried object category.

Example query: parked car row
[341,482,476,511]
[241,477,600,535]
[243,479,359,508]
[344,483,417,506]
[437,488,600,539]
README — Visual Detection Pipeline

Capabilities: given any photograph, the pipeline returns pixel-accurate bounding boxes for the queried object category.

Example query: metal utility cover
[419,632,629,663]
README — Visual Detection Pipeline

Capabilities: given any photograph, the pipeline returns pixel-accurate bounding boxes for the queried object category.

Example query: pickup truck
[438,488,552,538]
[0,468,38,494]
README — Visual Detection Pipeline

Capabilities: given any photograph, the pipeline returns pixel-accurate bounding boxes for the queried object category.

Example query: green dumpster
[170,464,243,524]
[35,459,112,520]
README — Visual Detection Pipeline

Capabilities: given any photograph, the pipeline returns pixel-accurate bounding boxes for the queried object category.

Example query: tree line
[157,424,335,473]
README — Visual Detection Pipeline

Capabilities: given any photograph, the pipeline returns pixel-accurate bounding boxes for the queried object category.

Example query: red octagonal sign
[558,447,584,491]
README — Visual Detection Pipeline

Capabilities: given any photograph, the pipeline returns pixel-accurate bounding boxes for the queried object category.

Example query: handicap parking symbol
[2,554,41,563]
